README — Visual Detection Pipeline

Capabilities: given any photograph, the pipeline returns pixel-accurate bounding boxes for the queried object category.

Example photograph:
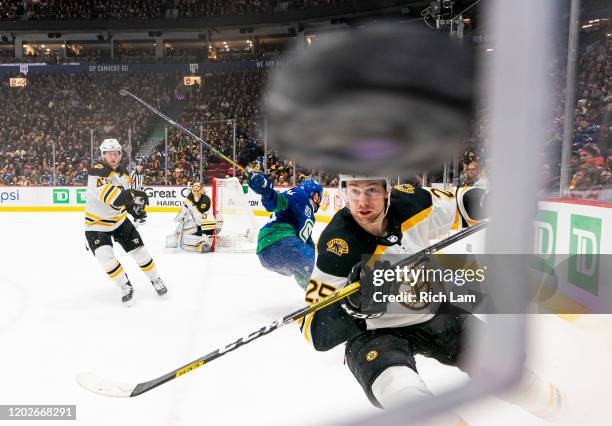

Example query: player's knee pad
[371,366,432,409]
[345,332,417,408]
[128,245,149,261]
[94,244,118,269]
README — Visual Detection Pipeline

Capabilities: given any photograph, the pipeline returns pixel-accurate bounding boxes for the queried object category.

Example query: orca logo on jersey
[393,184,415,194]
[326,238,349,256]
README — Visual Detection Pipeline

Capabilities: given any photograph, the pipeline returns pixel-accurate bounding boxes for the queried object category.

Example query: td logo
[76,189,86,204]
[53,189,70,204]
[568,214,601,295]
[534,210,557,273]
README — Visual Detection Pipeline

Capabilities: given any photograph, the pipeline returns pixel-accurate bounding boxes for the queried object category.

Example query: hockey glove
[341,260,399,319]
[127,189,149,221]
[248,172,273,196]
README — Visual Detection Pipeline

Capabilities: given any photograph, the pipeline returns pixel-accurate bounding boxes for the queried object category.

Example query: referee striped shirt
[129,170,144,191]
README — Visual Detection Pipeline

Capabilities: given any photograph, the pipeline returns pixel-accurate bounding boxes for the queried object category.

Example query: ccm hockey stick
[77,221,486,398]
[119,89,246,173]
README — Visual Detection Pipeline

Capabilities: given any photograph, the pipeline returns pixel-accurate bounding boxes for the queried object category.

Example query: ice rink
[1,211,610,425]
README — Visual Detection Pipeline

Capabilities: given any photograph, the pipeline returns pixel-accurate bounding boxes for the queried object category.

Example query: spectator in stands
[573,115,599,148]
[600,150,612,188]
[570,165,596,198]
[463,160,481,186]
[579,143,606,168]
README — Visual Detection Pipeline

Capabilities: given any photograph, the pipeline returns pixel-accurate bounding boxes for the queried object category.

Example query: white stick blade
[77,372,136,398]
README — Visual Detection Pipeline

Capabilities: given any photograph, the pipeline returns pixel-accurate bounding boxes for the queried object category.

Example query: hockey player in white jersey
[85,138,167,305]
[166,182,217,252]
[300,176,563,423]
[262,22,565,423]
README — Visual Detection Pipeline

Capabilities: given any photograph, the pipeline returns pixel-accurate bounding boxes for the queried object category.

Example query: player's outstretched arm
[248,172,289,213]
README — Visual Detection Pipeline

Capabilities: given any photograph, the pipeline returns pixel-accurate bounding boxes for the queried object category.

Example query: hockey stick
[177,216,186,249]
[77,221,486,398]
[119,89,246,173]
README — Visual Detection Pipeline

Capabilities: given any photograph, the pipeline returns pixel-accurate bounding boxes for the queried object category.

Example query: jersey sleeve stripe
[99,184,113,203]
[106,187,121,206]
[400,205,433,234]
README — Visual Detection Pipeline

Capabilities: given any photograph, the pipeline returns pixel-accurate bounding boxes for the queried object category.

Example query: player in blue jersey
[248,172,323,290]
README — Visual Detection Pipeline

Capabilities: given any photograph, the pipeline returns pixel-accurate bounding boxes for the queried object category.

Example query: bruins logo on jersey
[326,238,349,256]
[96,178,109,187]
[394,184,415,194]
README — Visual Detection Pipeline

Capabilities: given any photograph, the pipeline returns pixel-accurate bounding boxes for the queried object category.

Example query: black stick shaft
[120,89,245,172]
[125,222,486,397]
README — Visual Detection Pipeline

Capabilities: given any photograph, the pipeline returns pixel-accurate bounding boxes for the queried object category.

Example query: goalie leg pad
[344,331,418,408]
[181,234,211,253]
[165,234,178,248]
[176,218,198,236]
[128,245,160,281]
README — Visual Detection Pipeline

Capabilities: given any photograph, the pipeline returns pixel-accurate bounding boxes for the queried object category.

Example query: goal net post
[211,177,259,252]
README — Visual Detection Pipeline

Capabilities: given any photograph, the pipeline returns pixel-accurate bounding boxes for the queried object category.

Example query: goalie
[166,182,219,252]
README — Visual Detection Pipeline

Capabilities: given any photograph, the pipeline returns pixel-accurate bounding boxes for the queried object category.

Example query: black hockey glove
[126,189,149,221]
[341,260,399,319]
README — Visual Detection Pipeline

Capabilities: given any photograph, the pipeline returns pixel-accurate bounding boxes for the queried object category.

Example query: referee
[130,159,147,224]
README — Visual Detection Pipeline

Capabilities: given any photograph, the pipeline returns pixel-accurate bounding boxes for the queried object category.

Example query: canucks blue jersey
[257,187,315,253]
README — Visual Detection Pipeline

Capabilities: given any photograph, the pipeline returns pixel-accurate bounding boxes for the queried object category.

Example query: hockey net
[211,177,259,252]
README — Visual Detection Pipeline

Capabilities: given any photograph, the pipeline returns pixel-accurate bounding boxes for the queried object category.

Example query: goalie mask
[191,182,203,198]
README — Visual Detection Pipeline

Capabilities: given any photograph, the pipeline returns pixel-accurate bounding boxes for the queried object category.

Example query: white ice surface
[0,212,609,425]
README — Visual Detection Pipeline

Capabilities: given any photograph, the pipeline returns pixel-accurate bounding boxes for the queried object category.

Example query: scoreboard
[9,77,27,87]
[183,76,201,86]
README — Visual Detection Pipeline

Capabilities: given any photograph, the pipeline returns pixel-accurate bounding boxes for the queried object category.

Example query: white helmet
[338,174,392,196]
[99,138,122,155]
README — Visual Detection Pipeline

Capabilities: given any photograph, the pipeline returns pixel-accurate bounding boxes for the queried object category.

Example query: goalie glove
[126,189,149,221]
[341,260,400,319]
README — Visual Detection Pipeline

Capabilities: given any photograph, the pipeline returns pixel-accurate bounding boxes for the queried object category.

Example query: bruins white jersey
[85,163,132,232]
[176,193,216,231]
[300,184,487,351]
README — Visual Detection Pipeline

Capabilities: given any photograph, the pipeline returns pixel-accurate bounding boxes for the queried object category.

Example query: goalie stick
[77,221,487,398]
[177,216,186,249]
